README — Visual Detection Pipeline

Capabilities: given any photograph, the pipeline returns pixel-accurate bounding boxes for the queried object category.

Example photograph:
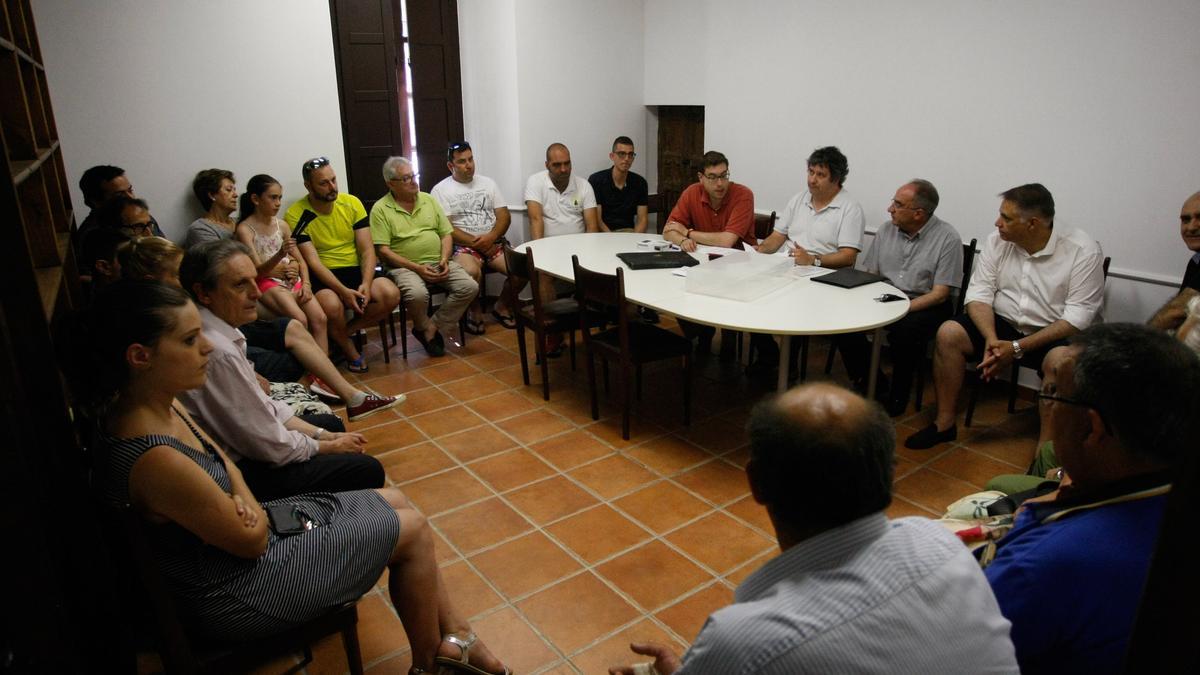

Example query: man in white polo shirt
[751,146,866,376]
[906,183,1106,449]
[524,142,599,354]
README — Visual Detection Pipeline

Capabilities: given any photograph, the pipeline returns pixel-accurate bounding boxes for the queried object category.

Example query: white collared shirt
[178,307,318,465]
[965,228,1106,334]
[774,189,866,255]
[523,170,596,237]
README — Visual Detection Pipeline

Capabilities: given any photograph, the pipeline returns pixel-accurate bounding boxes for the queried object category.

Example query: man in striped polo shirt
[611,383,1017,674]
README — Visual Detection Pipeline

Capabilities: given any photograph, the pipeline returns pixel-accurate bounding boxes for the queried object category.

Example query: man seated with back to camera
[611,383,1017,674]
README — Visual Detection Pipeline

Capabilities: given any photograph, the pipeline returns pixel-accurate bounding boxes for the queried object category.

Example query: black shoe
[905,423,957,449]
[640,307,660,324]
[412,327,446,357]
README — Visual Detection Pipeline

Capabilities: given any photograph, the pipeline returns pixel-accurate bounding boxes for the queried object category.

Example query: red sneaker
[309,376,339,401]
[347,393,406,422]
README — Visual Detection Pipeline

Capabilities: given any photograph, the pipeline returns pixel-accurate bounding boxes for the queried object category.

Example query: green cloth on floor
[985,440,1060,494]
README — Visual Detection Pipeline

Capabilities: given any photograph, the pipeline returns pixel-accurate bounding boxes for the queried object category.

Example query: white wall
[32,0,346,243]
[645,0,1200,321]
[459,0,649,243]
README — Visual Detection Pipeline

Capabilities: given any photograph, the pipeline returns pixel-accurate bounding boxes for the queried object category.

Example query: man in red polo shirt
[662,151,755,356]
[662,151,756,251]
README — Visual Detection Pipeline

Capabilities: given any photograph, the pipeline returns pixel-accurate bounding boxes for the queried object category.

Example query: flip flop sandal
[346,355,368,373]
[434,632,511,675]
[464,318,487,335]
[491,309,517,330]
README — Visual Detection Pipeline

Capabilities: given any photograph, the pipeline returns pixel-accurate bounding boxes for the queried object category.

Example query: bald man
[1148,190,1200,331]
[611,384,1017,675]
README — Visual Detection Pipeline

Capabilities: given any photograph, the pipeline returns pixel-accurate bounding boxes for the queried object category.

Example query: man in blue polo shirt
[984,323,1200,674]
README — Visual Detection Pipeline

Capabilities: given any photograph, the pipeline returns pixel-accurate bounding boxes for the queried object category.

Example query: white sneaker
[309,376,339,401]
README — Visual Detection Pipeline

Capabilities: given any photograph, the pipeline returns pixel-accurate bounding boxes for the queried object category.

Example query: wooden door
[656,105,704,215]
[405,0,463,189]
[329,0,407,211]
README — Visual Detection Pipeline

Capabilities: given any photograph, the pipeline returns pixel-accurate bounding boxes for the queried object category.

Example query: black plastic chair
[572,254,692,440]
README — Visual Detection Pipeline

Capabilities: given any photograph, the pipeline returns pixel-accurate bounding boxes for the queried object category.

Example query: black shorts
[949,313,1066,372]
[241,318,304,382]
[313,266,364,293]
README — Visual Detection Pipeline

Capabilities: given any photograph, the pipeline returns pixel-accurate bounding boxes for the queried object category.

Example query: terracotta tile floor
[209,317,1039,675]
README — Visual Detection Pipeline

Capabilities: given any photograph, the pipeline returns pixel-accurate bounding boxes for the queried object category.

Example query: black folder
[809,267,888,289]
[616,251,700,270]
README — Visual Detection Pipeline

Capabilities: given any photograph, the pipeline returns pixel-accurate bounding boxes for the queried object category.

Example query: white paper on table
[671,267,689,277]
[791,265,833,278]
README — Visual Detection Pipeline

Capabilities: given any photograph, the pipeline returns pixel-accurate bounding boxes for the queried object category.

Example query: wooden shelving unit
[1,0,119,669]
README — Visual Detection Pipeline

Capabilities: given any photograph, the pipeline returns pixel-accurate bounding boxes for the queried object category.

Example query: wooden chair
[572,254,692,440]
[648,189,681,234]
[503,244,578,400]
[964,254,1111,426]
[117,510,364,674]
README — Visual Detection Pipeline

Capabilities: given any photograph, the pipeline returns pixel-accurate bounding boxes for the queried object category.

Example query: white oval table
[520,232,909,393]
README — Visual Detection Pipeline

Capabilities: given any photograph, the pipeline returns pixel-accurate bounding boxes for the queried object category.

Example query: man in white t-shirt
[430,141,515,331]
[524,143,599,354]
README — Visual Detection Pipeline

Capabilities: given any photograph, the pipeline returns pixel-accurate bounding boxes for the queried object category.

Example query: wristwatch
[1011,340,1024,360]
[813,255,822,267]
[313,428,325,440]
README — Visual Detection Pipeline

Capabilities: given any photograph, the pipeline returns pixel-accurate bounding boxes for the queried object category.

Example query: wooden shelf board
[34,265,62,321]
[9,142,57,186]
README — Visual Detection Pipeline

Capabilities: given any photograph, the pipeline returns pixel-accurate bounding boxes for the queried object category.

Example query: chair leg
[1007,364,1020,414]
[378,320,390,364]
[682,354,692,427]
[619,363,631,441]
[586,353,600,421]
[602,359,610,395]
[964,373,980,427]
[388,311,397,347]
[516,325,531,386]
[636,364,643,401]
[399,304,408,359]
[538,331,551,401]
[341,624,364,675]
[568,330,577,371]
[824,340,836,374]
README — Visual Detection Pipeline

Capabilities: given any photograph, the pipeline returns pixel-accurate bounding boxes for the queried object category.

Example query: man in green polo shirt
[371,156,478,358]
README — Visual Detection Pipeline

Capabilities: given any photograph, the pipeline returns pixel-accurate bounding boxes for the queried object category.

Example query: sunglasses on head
[302,156,330,175]
[447,141,471,161]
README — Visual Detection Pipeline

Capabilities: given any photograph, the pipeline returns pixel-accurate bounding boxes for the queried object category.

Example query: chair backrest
[1103,256,1111,279]
[955,238,978,315]
[754,211,777,241]
[570,255,630,352]
[504,243,558,328]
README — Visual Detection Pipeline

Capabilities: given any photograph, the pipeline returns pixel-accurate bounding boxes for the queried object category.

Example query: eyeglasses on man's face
[702,172,730,182]
[390,173,419,184]
[890,199,920,211]
[1036,391,1113,434]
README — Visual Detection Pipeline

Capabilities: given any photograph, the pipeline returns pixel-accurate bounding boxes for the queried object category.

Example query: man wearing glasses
[906,183,1106,449]
[836,180,963,415]
[371,156,477,357]
[588,136,648,233]
[286,156,401,373]
[94,195,158,239]
[983,323,1200,673]
[662,150,755,252]
[430,141,516,331]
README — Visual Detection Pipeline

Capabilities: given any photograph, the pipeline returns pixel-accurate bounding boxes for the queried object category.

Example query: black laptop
[616,251,700,270]
[809,267,887,289]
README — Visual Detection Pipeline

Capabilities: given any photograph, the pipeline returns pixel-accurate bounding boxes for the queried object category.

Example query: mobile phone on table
[291,209,318,239]
[875,293,906,303]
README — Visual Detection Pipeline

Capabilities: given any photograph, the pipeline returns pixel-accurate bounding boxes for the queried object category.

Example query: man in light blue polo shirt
[838,179,964,415]
[371,156,478,357]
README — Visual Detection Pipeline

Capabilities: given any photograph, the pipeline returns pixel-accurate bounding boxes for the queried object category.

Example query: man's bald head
[747,383,894,532]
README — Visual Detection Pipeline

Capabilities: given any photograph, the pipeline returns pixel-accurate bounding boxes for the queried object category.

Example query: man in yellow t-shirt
[286,157,400,373]
[370,156,477,358]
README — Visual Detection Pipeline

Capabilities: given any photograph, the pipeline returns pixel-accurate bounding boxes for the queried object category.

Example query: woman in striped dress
[76,280,508,675]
